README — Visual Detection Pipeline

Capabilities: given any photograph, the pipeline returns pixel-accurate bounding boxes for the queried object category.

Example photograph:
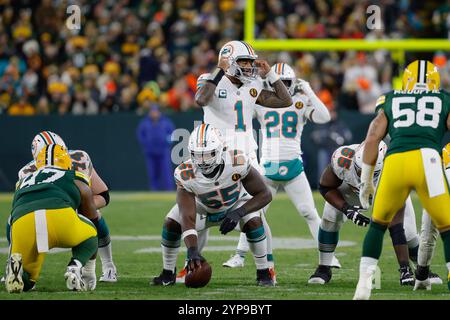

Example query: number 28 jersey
[174,150,251,215]
[376,90,450,157]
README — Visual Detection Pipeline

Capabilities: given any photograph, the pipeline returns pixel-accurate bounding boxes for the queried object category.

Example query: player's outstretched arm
[359,110,388,209]
[299,80,331,124]
[177,186,204,270]
[195,57,229,106]
[91,168,109,209]
[75,179,99,221]
[240,167,272,213]
[318,165,345,209]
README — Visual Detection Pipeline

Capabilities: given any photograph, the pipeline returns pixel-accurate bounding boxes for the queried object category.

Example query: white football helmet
[271,63,296,95]
[188,124,225,175]
[31,131,67,160]
[353,140,387,181]
[219,40,258,84]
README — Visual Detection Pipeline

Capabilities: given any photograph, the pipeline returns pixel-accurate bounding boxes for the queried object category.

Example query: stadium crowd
[1,0,450,116]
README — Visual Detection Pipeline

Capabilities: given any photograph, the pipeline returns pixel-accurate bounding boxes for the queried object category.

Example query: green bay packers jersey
[11,167,90,223]
[376,89,450,157]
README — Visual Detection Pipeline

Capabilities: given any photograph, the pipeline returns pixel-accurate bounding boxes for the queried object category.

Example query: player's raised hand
[218,56,230,72]
[359,181,375,210]
[255,59,271,77]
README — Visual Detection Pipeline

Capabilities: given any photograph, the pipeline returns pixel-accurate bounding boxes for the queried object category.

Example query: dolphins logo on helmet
[219,40,258,84]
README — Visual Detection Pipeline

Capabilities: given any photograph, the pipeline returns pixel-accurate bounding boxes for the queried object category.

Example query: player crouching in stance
[5,145,99,293]
[354,60,450,300]
[152,124,274,287]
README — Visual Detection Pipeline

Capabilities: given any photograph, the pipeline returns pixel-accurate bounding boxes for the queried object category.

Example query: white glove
[296,79,314,97]
[359,181,375,209]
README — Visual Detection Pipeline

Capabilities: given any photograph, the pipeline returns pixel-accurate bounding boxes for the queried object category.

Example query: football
[185,261,212,288]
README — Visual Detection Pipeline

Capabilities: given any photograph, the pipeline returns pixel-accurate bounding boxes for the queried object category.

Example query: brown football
[185,261,212,288]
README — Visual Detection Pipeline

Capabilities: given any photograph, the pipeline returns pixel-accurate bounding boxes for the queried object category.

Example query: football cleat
[152,269,176,286]
[429,271,443,285]
[64,263,86,291]
[399,266,415,286]
[5,253,24,293]
[222,254,245,268]
[331,256,341,269]
[308,265,332,285]
[269,267,277,285]
[81,269,97,291]
[99,263,118,283]
[256,268,275,287]
[353,269,375,300]
[176,266,188,284]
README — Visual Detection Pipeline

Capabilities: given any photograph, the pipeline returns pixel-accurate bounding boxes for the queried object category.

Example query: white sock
[83,258,96,274]
[236,232,249,255]
[304,213,321,245]
[247,236,268,270]
[261,213,273,261]
[162,244,179,273]
[99,243,114,269]
[358,257,378,284]
[319,251,334,266]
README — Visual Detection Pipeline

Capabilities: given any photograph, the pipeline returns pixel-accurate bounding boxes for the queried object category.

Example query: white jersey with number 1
[197,73,264,156]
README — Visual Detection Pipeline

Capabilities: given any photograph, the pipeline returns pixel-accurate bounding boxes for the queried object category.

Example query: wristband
[266,69,280,84]
[207,68,225,86]
[182,229,198,240]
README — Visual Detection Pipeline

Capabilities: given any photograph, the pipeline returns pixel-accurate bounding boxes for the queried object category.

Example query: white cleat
[65,264,86,291]
[81,268,97,291]
[414,278,431,291]
[99,264,118,282]
[222,254,245,268]
[429,272,443,285]
[331,256,341,269]
[5,253,24,293]
[353,270,375,300]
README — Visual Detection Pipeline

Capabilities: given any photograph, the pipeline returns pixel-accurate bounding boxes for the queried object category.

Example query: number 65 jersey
[174,150,252,215]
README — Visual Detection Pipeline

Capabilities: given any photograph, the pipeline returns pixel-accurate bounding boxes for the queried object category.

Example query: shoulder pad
[69,150,93,177]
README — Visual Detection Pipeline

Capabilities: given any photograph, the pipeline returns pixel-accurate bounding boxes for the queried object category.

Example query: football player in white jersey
[223,63,341,274]
[11,131,118,289]
[308,141,424,285]
[174,40,292,281]
[414,143,450,290]
[152,124,274,286]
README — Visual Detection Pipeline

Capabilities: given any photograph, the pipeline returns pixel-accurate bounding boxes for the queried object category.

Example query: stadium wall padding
[0,111,448,192]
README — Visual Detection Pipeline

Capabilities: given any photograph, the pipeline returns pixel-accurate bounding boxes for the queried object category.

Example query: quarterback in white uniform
[224,62,340,271]
[152,124,275,287]
[11,131,118,289]
[172,40,292,281]
[308,141,424,285]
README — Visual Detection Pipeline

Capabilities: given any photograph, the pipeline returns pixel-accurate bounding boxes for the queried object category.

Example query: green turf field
[0,192,448,300]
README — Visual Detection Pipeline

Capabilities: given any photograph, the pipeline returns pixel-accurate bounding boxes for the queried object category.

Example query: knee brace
[389,223,407,246]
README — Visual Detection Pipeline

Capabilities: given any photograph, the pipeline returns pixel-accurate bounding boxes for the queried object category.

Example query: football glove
[219,207,246,235]
[359,180,375,209]
[187,246,205,271]
[341,204,370,227]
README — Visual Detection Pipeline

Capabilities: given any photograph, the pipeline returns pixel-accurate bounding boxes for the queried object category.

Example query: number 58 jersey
[174,150,252,215]
[376,90,450,157]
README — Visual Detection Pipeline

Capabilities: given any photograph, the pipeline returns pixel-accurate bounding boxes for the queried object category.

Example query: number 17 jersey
[376,90,450,157]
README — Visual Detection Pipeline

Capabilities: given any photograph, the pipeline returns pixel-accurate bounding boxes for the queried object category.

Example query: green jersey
[11,167,90,223]
[375,89,450,157]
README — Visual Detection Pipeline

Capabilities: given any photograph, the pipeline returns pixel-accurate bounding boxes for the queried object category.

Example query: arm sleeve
[304,92,331,124]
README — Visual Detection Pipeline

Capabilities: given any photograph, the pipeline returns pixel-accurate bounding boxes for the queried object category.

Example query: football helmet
[443,143,450,169]
[36,144,72,170]
[31,131,67,160]
[218,40,258,84]
[402,60,440,91]
[353,140,387,181]
[188,124,225,175]
[272,63,296,95]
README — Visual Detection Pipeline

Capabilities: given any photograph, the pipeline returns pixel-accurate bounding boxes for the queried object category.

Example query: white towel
[35,210,49,253]
[421,148,446,198]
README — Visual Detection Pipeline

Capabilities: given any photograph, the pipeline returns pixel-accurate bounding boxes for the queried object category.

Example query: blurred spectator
[8,97,35,116]
[136,104,175,191]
